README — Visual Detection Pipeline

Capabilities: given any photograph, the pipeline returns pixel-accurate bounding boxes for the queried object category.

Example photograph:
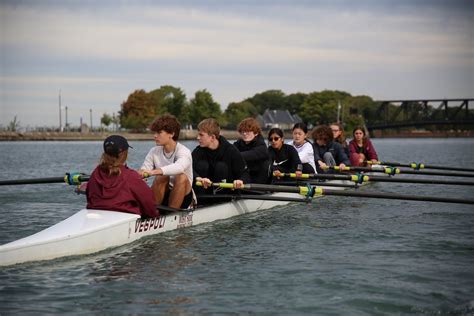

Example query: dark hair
[292,122,308,133]
[150,114,181,141]
[352,126,369,147]
[238,117,261,135]
[311,125,333,142]
[352,126,367,137]
[268,128,284,140]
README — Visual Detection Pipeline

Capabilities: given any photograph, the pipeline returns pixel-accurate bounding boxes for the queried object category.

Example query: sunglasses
[269,137,281,141]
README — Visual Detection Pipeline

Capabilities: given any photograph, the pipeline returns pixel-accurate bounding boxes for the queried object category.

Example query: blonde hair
[99,150,128,176]
[198,118,220,138]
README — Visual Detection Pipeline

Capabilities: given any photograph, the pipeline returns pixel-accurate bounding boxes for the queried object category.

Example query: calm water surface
[0,138,473,315]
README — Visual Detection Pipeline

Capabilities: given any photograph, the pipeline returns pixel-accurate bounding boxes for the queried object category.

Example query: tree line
[105,85,472,133]
[109,85,381,133]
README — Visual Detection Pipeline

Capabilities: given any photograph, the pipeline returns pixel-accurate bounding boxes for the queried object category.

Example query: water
[0,138,473,315]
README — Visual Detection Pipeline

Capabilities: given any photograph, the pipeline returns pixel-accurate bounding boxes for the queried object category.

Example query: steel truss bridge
[366,98,474,133]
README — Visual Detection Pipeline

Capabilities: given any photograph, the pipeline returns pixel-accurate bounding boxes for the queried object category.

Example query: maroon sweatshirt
[86,165,158,218]
[348,138,379,166]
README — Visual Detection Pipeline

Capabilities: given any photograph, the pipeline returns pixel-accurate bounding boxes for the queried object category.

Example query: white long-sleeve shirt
[290,140,317,173]
[141,143,193,188]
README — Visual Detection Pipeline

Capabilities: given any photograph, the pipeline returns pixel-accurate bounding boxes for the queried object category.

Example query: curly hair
[311,125,333,142]
[149,114,181,141]
[237,117,261,135]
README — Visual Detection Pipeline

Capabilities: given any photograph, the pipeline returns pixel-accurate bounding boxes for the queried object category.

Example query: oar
[195,182,312,202]
[275,180,358,188]
[278,172,474,186]
[0,173,90,186]
[203,182,474,205]
[369,160,474,172]
[325,166,474,178]
[196,193,310,203]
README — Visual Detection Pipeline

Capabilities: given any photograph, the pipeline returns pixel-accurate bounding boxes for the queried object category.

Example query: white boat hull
[0,192,302,266]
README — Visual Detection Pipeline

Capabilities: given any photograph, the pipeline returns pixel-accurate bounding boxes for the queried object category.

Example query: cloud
[0,1,472,126]
[2,3,471,66]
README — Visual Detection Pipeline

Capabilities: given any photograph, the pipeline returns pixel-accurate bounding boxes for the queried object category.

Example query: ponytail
[99,150,128,176]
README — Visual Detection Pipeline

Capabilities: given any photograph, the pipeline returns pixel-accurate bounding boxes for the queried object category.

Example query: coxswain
[86,135,158,218]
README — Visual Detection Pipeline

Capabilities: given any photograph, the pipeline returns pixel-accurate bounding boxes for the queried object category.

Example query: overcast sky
[1,0,472,128]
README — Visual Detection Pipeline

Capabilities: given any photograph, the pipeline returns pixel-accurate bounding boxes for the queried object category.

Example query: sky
[1,0,473,128]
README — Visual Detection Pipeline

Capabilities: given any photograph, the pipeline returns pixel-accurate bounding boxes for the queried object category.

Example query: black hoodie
[192,135,249,184]
[234,134,270,184]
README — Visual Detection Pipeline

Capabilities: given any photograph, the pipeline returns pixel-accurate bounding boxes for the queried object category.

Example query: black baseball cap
[103,135,132,157]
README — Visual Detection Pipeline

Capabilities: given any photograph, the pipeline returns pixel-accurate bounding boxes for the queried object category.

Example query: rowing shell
[0,192,305,266]
[0,179,363,267]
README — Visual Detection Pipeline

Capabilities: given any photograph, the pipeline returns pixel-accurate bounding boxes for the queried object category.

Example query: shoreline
[0,130,472,141]
[0,130,239,141]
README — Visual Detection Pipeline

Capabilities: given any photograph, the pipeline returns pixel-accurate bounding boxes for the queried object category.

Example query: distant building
[257,109,302,130]
[80,124,89,134]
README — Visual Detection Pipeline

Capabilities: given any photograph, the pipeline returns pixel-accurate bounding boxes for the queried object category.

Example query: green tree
[187,89,222,125]
[149,85,187,119]
[119,89,155,131]
[285,92,307,115]
[299,91,339,125]
[224,101,258,129]
[100,113,112,128]
[246,90,287,113]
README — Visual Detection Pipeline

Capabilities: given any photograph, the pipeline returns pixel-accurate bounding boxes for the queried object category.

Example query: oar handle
[195,181,243,189]
[275,172,311,179]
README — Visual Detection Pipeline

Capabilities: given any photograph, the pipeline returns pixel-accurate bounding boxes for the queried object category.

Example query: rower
[192,118,249,202]
[87,135,158,218]
[139,114,194,209]
[267,127,303,183]
[348,126,379,167]
[330,122,350,158]
[311,125,350,173]
[290,122,317,174]
[233,117,270,184]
